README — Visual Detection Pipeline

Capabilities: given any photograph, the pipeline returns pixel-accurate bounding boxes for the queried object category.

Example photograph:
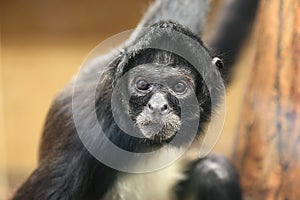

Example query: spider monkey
[12,0,259,199]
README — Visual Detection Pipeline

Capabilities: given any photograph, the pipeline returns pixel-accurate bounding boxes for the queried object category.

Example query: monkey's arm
[11,49,123,200]
[134,0,210,36]
[176,155,242,200]
[12,80,117,200]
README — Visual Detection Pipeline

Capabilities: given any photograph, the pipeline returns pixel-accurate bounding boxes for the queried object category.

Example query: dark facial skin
[126,64,196,143]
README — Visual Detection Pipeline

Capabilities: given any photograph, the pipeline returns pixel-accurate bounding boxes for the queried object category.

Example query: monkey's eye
[172,81,187,94]
[136,79,150,91]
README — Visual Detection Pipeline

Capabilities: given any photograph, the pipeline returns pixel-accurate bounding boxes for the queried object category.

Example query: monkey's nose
[147,103,169,115]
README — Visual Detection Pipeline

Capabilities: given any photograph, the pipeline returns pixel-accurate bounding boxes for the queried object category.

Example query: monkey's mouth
[137,120,181,143]
[134,109,181,144]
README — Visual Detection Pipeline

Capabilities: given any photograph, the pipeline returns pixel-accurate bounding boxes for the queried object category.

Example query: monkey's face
[126,64,197,144]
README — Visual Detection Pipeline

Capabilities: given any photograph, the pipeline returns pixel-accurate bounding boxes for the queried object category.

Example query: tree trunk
[233,0,300,200]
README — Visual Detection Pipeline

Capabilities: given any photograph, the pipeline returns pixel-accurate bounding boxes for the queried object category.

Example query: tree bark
[233,0,300,200]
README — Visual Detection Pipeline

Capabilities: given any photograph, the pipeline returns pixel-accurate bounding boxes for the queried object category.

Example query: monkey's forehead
[128,64,195,81]
[128,63,193,75]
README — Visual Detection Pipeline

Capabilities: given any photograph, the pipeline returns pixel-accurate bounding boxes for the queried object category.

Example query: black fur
[132,0,210,38]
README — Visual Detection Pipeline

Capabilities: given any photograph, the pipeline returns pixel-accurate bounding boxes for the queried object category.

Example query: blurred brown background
[0,0,251,199]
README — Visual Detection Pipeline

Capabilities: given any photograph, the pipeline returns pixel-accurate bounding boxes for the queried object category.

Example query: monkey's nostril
[148,103,154,111]
[161,104,168,112]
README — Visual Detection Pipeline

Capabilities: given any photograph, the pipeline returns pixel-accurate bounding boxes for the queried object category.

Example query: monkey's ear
[212,57,224,70]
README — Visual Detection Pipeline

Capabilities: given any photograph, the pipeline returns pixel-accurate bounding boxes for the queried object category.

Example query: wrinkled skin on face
[126,63,197,143]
